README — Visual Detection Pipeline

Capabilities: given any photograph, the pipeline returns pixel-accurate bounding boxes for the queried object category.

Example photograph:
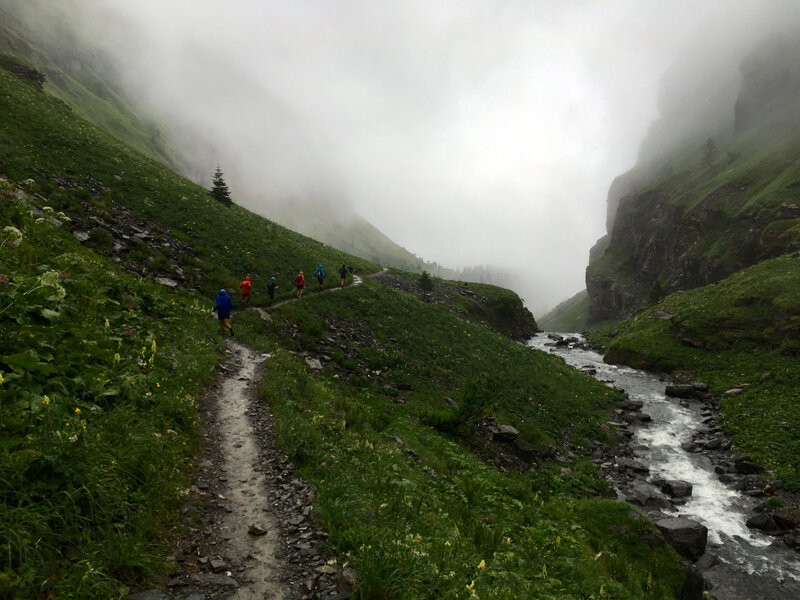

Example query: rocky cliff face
[586,31,800,325]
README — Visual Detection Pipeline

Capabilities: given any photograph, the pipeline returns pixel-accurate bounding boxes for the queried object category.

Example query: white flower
[1,226,23,247]
[40,271,60,287]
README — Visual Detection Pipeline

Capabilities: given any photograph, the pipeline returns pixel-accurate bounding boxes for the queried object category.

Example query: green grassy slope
[589,253,800,489]
[0,63,379,299]
[0,6,189,175]
[0,57,687,598]
[539,290,590,332]
[235,279,686,600]
[0,180,221,598]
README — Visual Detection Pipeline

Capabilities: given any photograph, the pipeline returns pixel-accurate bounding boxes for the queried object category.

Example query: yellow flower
[444,541,451,547]
[43,394,50,406]
[0,372,4,386]
[104,318,110,328]
[156,382,160,388]
[74,407,80,414]
[477,559,486,571]
[466,581,475,591]
[113,353,120,363]
[151,339,157,354]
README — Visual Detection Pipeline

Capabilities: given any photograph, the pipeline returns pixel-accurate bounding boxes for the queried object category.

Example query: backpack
[295,274,304,285]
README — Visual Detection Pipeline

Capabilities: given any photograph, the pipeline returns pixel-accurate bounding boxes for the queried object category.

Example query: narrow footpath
[133,341,352,600]
[129,271,376,600]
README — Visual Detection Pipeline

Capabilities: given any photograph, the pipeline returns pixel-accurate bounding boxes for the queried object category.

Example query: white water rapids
[528,333,800,600]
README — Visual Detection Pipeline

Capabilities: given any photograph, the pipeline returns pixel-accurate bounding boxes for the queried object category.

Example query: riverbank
[529,332,800,600]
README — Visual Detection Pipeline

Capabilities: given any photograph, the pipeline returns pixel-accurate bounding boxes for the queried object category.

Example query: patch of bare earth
[134,341,353,600]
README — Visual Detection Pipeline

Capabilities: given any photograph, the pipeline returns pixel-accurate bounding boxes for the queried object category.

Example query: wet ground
[132,341,353,600]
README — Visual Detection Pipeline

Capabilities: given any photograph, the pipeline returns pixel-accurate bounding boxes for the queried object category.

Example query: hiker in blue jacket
[213,289,234,337]
[313,264,326,288]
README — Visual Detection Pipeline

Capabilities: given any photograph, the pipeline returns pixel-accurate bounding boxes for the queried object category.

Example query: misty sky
[68,0,798,312]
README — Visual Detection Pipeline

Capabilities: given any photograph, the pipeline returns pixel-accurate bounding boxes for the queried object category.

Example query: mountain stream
[528,333,800,600]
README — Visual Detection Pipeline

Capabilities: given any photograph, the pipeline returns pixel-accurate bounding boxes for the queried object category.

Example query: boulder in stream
[660,480,693,498]
[616,457,649,474]
[746,513,790,535]
[627,482,672,508]
[655,517,708,561]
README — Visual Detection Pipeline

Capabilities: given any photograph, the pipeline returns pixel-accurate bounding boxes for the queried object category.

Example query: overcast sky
[67,0,798,312]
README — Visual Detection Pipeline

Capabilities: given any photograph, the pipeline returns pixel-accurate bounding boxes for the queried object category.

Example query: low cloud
[20,0,800,312]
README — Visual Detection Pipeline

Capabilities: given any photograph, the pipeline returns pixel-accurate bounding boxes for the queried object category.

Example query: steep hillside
[586,32,800,324]
[0,56,692,598]
[0,1,191,174]
[538,289,589,332]
[0,1,477,281]
[0,59,378,298]
[589,253,800,489]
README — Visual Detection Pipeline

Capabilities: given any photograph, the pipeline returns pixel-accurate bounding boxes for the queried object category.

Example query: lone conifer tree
[210,165,233,206]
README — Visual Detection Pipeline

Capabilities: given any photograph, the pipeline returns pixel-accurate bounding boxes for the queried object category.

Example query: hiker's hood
[218,289,227,296]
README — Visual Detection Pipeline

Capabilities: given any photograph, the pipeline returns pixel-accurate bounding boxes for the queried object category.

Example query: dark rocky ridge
[586,30,800,325]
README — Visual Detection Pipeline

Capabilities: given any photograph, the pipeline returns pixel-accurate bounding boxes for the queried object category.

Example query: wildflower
[1,226,23,248]
[466,581,475,592]
[477,559,486,571]
[40,270,59,288]
[151,339,157,354]
[68,434,78,443]
[43,206,54,213]
[43,394,50,405]
[35,217,45,224]
[74,407,81,414]
[0,372,3,386]
[113,353,120,363]
[156,382,160,388]
[104,318,110,328]
[444,540,451,547]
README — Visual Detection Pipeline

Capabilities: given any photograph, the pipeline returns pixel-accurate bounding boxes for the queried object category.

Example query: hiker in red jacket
[294,271,305,298]
[239,275,252,305]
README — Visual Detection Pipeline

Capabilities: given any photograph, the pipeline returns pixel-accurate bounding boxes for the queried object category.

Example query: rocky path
[268,274,365,309]
[131,341,352,600]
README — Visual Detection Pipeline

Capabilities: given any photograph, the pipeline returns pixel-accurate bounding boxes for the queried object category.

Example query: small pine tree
[210,165,232,206]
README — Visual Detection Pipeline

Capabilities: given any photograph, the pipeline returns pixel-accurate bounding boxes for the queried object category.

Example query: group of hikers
[212,264,355,336]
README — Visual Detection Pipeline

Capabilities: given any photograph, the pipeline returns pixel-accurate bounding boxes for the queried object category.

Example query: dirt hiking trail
[136,342,352,600]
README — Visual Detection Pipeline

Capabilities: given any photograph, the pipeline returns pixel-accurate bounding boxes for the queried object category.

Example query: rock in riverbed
[655,517,708,561]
